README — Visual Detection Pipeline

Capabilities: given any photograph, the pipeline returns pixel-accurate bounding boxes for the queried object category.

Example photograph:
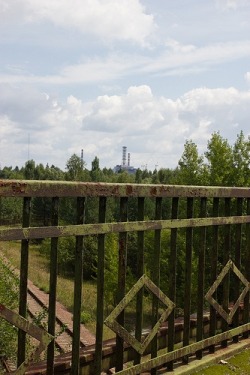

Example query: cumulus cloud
[1,84,250,170]
[0,0,154,45]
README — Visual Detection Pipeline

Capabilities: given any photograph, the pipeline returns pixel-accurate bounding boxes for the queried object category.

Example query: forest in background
[0,130,250,314]
[1,130,250,187]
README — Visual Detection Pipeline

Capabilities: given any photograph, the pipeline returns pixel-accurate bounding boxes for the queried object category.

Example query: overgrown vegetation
[195,348,250,374]
[1,131,250,188]
[0,257,19,362]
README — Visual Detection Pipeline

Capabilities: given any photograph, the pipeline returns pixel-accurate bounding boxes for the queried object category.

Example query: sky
[1,0,250,172]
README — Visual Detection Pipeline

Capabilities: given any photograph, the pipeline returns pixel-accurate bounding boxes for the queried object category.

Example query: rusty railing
[1,180,250,374]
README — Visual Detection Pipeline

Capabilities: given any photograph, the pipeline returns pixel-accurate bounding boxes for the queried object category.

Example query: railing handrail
[1,179,250,374]
[1,179,250,198]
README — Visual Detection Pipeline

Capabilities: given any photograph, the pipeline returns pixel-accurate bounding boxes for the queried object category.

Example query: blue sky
[1,0,250,171]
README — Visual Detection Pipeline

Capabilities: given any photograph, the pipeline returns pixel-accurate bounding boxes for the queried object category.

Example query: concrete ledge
[170,338,250,374]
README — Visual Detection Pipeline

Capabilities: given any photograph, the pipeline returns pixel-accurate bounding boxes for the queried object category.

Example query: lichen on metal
[1,179,250,198]
[104,274,175,355]
[114,322,250,374]
[205,259,250,324]
[1,215,250,242]
[0,303,53,375]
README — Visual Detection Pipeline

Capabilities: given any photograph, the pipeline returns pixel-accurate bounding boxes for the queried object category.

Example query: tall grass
[0,241,100,332]
[0,253,19,362]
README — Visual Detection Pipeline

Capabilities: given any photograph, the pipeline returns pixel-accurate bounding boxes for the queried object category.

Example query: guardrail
[1,180,250,374]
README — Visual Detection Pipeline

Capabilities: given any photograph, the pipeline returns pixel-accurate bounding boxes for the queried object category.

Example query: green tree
[0,197,22,225]
[102,167,114,180]
[232,131,250,186]
[23,159,36,180]
[205,132,233,186]
[135,168,143,183]
[34,163,45,180]
[44,164,65,180]
[0,165,23,179]
[40,236,98,279]
[66,153,86,181]
[157,168,177,185]
[177,140,204,185]
[90,156,103,181]
[116,171,135,183]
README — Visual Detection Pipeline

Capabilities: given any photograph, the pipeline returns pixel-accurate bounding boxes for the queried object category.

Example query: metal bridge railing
[1,180,250,374]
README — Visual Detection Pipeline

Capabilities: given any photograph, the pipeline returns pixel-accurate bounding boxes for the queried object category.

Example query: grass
[194,348,250,374]
[0,240,115,339]
[0,254,19,367]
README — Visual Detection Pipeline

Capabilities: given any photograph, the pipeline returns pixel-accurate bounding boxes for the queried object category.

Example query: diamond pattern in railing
[104,274,175,355]
[0,303,53,375]
[205,259,250,324]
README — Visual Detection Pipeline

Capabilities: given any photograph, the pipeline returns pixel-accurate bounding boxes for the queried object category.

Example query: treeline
[1,131,250,187]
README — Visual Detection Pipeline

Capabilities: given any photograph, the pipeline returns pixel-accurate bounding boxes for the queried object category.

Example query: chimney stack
[122,146,127,167]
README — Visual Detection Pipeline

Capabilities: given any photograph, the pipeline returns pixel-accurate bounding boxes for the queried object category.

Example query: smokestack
[128,153,130,167]
[122,146,127,167]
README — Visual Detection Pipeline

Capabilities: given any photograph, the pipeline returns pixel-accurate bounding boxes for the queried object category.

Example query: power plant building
[113,146,137,174]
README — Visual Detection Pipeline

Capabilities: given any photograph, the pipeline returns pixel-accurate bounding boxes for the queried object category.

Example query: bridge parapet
[1,181,250,374]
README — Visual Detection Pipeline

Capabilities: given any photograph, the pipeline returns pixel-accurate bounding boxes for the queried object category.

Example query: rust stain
[150,187,157,196]
[11,182,27,194]
[126,185,133,195]
[110,185,120,196]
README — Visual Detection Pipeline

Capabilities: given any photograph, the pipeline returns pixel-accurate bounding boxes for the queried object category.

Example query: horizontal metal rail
[1,179,250,198]
[1,216,250,241]
[116,323,250,375]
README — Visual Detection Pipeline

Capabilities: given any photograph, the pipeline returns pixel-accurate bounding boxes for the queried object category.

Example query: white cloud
[1,40,250,86]
[215,0,249,10]
[165,39,196,53]
[1,84,250,170]
[0,0,155,45]
[245,72,250,83]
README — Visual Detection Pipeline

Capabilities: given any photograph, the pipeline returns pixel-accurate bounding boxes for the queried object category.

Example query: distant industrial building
[113,146,137,174]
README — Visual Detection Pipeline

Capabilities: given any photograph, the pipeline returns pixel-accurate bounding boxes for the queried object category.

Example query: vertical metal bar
[183,197,194,364]
[243,198,250,338]
[94,197,107,374]
[17,197,31,367]
[232,198,243,343]
[115,197,128,372]
[151,197,162,375]
[196,197,207,359]
[134,197,145,365]
[167,197,179,371]
[221,197,231,348]
[0,197,2,225]
[209,197,219,353]
[47,197,59,375]
[71,197,85,375]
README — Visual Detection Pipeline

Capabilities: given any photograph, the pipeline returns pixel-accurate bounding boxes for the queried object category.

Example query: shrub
[0,258,19,361]
[40,236,97,279]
